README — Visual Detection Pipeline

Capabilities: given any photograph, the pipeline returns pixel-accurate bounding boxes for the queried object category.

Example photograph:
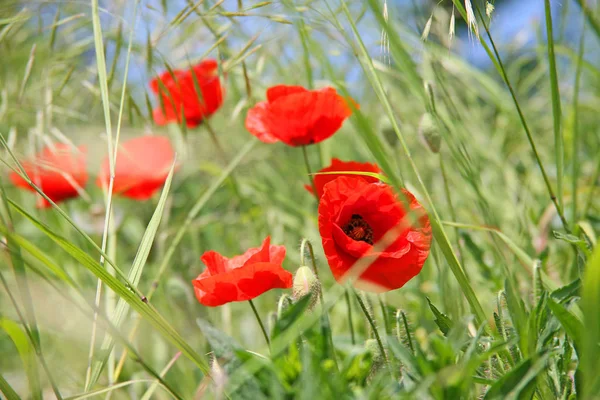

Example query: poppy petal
[9,144,88,208]
[266,85,307,103]
[245,102,280,143]
[237,262,293,298]
[318,176,431,293]
[307,158,382,198]
[193,237,290,307]
[96,136,176,200]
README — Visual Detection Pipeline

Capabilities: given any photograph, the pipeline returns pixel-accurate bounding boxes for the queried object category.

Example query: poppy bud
[277,294,293,318]
[292,265,320,309]
[210,357,227,400]
[365,339,386,380]
[418,112,441,153]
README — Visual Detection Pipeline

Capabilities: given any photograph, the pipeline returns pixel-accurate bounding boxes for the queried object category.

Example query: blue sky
[86,0,598,99]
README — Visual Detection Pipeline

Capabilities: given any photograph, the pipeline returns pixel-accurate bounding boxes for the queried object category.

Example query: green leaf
[271,294,312,340]
[484,354,550,399]
[87,160,176,388]
[426,298,454,336]
[581,244,600,398]
[504,278,529,357]
[196,319,265,400]
[0,373,20,400]
[9,202,210,375]
[552,231,591,258]
[550,278,581,303]
[547,298,583,355]
[0,318,40,399]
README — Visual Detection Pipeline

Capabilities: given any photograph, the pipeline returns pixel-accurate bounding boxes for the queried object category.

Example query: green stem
[345,289,356,345]
[582,156,600,217]
[300,238,339,370]
[397,310,414,354]
[544,0,564,212]
[354,291,389,369]
[248,299,270,348]
[378,295,391,335]
[571,14,585,224]
[302,146,318,196]
[439,156,464,267]
[474,4,570,233]
[204,121,243,201]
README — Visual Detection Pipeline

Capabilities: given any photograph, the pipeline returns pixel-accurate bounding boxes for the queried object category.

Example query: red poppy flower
[318,177,431,293]
[150,59,224,128]
[96,136,176,200]
[193,237,292,307]
[305,158,382,199]
[10,144,88,208]
[245,85,356,146]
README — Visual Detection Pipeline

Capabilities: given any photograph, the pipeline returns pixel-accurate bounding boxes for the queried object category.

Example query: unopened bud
[210,357,228,400]
[292,266,320,309]
[365,339,386,380]
[418,112,441,153]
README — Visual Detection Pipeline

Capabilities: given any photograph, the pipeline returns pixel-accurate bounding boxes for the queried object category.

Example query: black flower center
[342,214,374,245]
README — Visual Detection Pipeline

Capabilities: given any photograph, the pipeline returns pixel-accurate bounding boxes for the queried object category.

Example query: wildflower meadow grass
[0,0,599,399]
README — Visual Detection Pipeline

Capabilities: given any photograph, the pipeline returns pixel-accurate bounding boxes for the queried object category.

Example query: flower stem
[302,145,318,196]
[378,295,391,335]
[203,121,243,201]
[248,299,270,348]
[354,290,389,368]
[345,289,356,345]
[300,238,339,371]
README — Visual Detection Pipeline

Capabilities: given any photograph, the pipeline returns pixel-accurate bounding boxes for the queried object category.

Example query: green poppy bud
[365,339,386,380]
[292,265,321,309]
[418,112,441,153]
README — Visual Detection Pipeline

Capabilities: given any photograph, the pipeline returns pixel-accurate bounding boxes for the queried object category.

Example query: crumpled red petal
[193,237,291,307]
[318,176,432,293]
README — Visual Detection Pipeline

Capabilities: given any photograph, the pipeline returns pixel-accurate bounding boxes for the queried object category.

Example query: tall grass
[0,0,598,399]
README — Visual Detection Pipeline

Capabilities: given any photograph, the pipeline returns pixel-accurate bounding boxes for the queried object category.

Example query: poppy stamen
[343,214,374,245]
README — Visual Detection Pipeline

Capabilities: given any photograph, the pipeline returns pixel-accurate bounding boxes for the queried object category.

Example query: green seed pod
[418,112,441,153]
[292,265,321,309]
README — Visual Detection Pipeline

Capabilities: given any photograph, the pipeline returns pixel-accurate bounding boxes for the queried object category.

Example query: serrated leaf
[552,231,591,258]
[427,298,454,336]
[484,353,550,399]
[550,278,581,303]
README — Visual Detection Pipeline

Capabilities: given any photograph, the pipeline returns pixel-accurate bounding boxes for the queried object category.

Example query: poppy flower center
[342,214,374,245]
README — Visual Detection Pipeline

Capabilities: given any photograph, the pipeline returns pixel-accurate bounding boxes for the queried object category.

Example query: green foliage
[0,0,599,399]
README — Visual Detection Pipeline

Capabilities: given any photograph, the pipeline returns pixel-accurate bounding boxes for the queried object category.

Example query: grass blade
[581,244,600,397]
[87,159,176,388]
[7,201,210,375]
[544,0,564,211]
[0,373,20,400]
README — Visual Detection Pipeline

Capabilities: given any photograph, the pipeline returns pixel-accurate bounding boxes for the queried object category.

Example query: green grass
[0,0,599,399]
